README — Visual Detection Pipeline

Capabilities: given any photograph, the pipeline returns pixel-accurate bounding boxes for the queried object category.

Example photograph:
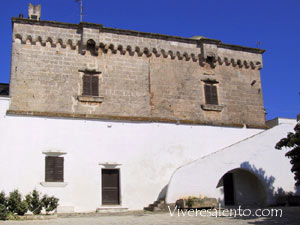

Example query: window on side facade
[45,156,64,182]
[82,74,99,96]
[204,83,218,105]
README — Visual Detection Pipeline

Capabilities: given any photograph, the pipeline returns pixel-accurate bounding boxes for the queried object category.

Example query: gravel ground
[1,207,300,225]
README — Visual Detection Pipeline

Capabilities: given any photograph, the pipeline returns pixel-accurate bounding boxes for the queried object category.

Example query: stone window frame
[82,74,99,96]
[201,79,224,112]
[40,151,68,188]
[77,69,104,103]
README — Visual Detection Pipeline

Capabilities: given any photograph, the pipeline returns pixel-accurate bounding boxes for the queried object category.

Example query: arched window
[87,39,96,56]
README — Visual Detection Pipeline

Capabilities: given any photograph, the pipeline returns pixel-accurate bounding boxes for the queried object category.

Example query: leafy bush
[0,189,59,219]
[42,195,59,214]
[186,196,197,208]
[0,191,7,207]
[6,212,20,220]
[16,200,28,216]
[25,190,43,215]
[0,204,8,220]
[7,190,22,214]
[276,123,300,185]
[7,190,28,216]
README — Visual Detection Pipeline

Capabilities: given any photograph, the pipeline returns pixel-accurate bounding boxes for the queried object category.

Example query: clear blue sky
[0,0,299,120]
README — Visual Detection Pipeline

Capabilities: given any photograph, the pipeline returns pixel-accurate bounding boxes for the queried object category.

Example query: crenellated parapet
[12,18,265,70]
[13,33,79,50]
[97,42,200,61]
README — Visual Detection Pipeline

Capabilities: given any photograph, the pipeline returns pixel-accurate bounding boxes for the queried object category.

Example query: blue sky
[0,0,299,120]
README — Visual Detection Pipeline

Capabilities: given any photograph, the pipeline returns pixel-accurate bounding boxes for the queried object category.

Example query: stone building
[0,4,297,213]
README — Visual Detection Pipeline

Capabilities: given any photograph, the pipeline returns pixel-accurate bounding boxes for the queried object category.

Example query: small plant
[0,191,7,207]
[186,196,196,208]
[6,212,19,220]
[42,195,59,214]
[0,191,8,220]
[0,189,59,219]
[0,204,8,220]
[7,190,28,216]
[7,190,21,214]
[16,200,28,216]
[25,190,43,215]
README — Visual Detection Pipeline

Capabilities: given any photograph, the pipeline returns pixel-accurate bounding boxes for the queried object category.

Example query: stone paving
[1,207,300,225]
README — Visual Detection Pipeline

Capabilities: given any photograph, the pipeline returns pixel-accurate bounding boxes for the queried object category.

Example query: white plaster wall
[166,118,298,206]
[0,97,263,212]
[232,169,266,206]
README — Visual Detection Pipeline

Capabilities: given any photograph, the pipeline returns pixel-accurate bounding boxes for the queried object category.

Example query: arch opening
[86,39,97,56]
[217,168,267,207]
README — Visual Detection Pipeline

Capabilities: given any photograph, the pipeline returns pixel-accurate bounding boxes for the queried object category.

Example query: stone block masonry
[8,18,266,128]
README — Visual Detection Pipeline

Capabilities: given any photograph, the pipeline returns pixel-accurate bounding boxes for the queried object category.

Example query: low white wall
[0,98,263,212]
[166,119,297,206]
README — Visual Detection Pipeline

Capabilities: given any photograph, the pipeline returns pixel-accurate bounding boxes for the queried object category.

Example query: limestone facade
[9,17,265,128]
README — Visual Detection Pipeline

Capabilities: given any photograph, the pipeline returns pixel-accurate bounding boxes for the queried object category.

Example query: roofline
[11,17,266,54]
[267,117,297,121]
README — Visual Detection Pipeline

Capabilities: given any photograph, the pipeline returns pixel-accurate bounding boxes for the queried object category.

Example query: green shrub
[1,189,59,217]
[25,190,43,215]
[186,196,197,208]
[6,212,19,220]
[7,190,22,213]
[15,200,28,216]
[0,204,8,220]
[7,190,28,215]
[42,195,59,214]
[0,191,7,207]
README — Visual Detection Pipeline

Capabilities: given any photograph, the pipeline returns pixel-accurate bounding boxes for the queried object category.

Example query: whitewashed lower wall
[166,119,298,206]
[0,97,263,212]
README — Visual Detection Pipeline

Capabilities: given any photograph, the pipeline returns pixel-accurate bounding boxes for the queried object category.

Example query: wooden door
[223,173,234,205]
[102,169,120,205]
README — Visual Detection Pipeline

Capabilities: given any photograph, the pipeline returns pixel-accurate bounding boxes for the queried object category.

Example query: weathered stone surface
[176,197,218,209]
[9,18,266,128]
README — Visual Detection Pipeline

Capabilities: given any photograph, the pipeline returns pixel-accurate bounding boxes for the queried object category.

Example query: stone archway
[217,168,267,207]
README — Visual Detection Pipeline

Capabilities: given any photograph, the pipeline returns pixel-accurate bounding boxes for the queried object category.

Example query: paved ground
[1,207,300,225]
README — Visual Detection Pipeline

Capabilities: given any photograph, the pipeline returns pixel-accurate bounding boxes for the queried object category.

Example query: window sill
[201,104,224,112]
[77,95,104,103]
[40,182,68,187]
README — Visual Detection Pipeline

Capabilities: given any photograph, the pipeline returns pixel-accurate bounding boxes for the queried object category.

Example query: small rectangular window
[45,156,64,182]
[204,84,218,105]
[83,75,99,96]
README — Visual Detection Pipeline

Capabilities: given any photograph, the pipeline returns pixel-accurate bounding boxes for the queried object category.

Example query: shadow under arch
[216,167,268,207]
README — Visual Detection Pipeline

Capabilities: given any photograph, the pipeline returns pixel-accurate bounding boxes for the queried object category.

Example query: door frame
[101,168,121,206]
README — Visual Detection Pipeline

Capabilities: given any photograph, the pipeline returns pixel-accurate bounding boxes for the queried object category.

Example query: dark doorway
[223,173,234,205]
[102,169,120,205]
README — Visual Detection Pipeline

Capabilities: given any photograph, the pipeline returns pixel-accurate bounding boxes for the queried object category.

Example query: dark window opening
[204,84,218,105]
[87,39,96,56]
[0,83,9,96]
[206,56,214,68]
[83,75,99,96]
[45,156,64,182]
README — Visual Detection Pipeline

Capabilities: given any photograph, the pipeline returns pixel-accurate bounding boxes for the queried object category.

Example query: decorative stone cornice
[13,33,79,49]
[12,33,263,69]
[12,18,265,54]
[12,17,265,70]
